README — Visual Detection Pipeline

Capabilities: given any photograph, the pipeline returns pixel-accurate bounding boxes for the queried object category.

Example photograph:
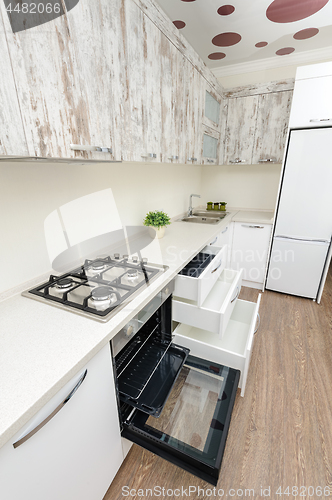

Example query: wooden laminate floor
[104,266,332,500]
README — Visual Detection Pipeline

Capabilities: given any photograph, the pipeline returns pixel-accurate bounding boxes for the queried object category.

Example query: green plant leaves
[143,210,171,228]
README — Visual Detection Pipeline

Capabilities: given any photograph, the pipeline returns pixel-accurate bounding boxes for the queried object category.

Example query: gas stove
[22,255,168,322]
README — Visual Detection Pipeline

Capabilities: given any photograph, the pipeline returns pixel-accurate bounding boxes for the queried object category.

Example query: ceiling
[155,0,332,72]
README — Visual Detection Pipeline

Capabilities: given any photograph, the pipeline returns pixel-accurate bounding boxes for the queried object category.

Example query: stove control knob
[142,258,148,265]
[132,256,138,263]
[114,253,120,260]
[123,254,128,260]
[125,325,134,337]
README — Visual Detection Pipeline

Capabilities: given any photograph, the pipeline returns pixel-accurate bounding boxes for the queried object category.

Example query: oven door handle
[13,370,88,449]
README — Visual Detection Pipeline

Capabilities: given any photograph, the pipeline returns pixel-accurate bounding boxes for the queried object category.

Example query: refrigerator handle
[275,235,330,244]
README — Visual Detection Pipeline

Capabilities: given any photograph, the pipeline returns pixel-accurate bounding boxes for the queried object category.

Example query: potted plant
[143,210,171,239]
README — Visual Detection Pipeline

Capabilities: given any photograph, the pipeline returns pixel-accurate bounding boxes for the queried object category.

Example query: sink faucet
[188,193,201,217]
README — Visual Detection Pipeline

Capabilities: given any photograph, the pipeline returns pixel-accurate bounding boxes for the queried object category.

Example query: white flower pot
[148,226,166,239]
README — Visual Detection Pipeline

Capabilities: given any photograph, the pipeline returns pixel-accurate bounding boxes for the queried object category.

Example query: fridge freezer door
[266,237,330,298]
[274,128,332,241]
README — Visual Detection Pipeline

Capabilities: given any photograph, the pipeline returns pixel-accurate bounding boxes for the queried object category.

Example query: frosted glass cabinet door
[0,345,123,500]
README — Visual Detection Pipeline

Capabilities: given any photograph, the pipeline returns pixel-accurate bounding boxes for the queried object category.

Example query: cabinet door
[252,91,293,164]
[224,95,259,165]
[0,2,91,159]
[231,222,272,284]
[289,76,332,128]
[0,345,123,500]
[0,32,28,156]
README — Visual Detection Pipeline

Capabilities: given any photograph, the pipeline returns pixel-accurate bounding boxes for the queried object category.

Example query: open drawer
[173,268,243,339]
[173,295,261,397]
[173,244,227,307]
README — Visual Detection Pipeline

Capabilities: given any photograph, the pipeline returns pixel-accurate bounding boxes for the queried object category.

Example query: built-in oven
[111,280,240,486]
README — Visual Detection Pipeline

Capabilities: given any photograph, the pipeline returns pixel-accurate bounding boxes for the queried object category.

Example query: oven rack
[116,329,189,417]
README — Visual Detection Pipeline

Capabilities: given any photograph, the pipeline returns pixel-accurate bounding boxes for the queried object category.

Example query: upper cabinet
[224,95,259,165]
[289,62,332,129]
[252,90,293,164]
[224,85,293,165]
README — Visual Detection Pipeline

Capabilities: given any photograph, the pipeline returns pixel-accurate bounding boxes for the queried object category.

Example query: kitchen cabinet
[0,345,123,500]
[173,295,261,397]
[289,63,332,129]
[252,91,293,164]
[0,34,29,156]
[206,222,233,267]
[224,90,292,165]
[224,95,259,165]
[231,222,272,286]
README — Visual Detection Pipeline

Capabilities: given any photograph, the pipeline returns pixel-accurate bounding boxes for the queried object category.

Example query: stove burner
[126,270,139,280]
[55,278,74,290]
[91,260,107,271]
[91,286,117,303]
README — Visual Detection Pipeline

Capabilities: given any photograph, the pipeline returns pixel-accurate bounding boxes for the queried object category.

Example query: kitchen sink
[192,210,228,219]
[179,215,223,224]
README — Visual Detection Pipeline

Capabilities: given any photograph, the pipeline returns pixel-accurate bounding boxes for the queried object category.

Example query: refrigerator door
[274,128,332,241]
[266,237,330,298]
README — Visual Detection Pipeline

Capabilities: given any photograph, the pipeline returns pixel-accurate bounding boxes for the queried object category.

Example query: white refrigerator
[266,127,332,300]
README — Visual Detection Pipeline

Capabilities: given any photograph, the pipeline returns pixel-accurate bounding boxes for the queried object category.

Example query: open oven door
[121,354,240,486]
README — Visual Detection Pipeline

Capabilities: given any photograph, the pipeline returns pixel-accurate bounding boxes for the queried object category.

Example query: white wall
[200,163,282,211]
[0,161,202,294]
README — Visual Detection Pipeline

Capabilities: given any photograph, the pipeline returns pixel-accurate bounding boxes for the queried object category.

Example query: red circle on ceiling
[293,27,319,39]
[217,5,235,15]
[212,32,241,47]
[173,20,186,29]
[276,47,295,55]
[208,52,227,60]
[255,41,268,47]
[266,0,329,23]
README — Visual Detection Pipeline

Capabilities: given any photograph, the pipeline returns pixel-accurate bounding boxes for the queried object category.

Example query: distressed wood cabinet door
[63,0,126,162]
[0,2,91,159]
[224,95,259,165]
[0,29,29,156]
[252,90,293,164]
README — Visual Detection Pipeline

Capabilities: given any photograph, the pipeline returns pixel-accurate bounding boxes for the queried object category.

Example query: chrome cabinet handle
[254,313,260,334]
[141,153,157,158]
[168,155,179,160]
[241,224,264,229]
[229,158,246,164]
[231,286,240,303]
[187,157,198,161]
[309,118,332,123]
[221,226,228,234]
[211,260,222,274]
[258,158,277,163]
[209,236,218,245]
[13,370,88,449]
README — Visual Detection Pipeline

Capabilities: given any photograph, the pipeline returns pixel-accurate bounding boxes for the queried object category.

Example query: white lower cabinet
[231,222,272,287]
[173,268,243,339]
[173,244,227,306]
[173,294,261,397]
[0,344,123,500]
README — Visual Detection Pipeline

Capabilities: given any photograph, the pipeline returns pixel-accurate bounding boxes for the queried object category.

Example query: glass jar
[219,202,227,212]
[214,202,220,211]
[207,202,213,210]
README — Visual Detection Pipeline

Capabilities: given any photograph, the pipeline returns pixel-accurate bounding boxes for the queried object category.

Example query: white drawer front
[173,295,261,397]
[174,245,227,306]
[173,268,243,338]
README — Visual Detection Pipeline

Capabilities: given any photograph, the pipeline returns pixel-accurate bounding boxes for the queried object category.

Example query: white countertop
[231,210,274,224]
[0,209,273,449]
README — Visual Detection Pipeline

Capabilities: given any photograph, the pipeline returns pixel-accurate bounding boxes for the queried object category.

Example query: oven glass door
[122,354,240,485]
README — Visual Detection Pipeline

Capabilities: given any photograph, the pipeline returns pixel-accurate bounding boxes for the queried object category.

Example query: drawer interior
[174,268,240,310]
[178,252,214,278]
[174,299,257,357]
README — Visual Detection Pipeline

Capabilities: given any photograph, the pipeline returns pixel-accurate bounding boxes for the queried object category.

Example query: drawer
[173,245,227,307]
[173,294,261,397]
[173,268,243,339]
